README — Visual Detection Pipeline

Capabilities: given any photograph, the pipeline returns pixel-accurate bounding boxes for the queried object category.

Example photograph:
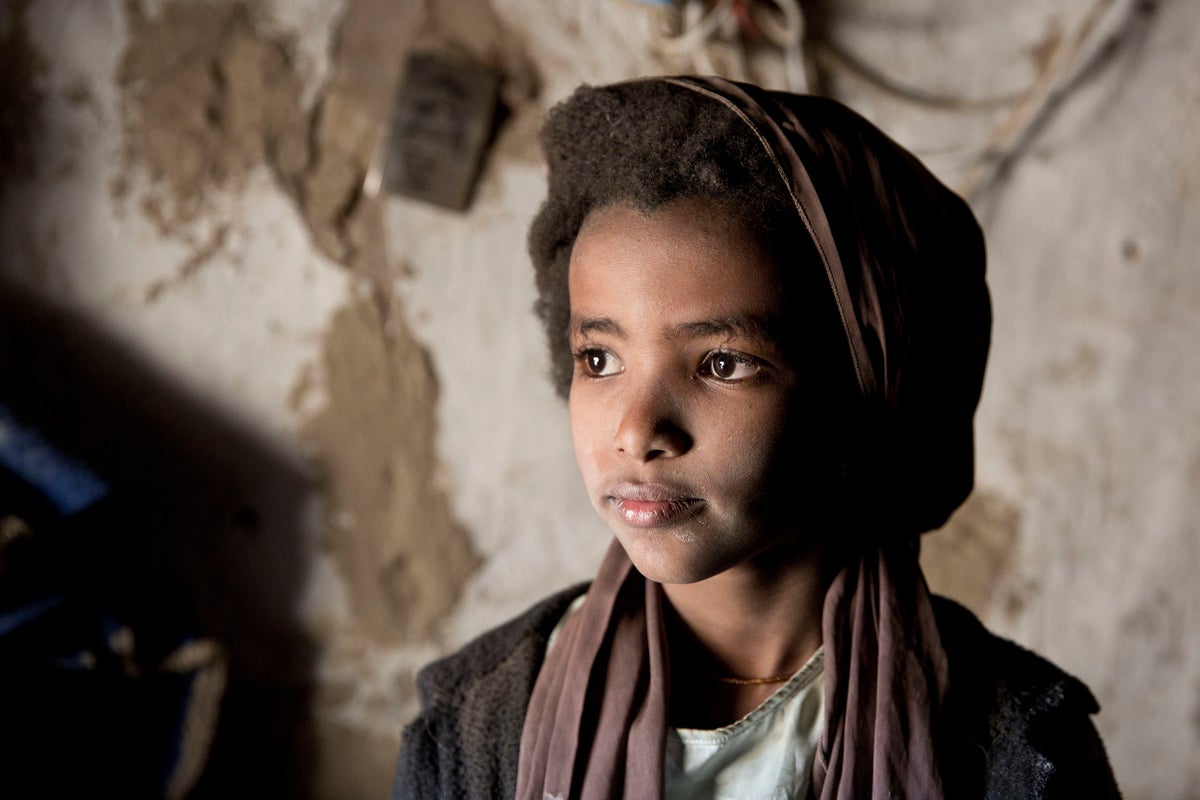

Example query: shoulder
[932,597,1121,799]
[391,583,587,800]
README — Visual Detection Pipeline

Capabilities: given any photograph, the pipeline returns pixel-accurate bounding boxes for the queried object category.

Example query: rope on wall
[803,0,1139,199]
[951,0,1140,198]
[616,0,1142,197]
[629,0,810,92]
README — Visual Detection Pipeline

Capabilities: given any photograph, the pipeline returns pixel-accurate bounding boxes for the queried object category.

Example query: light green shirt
[665,649,824,800]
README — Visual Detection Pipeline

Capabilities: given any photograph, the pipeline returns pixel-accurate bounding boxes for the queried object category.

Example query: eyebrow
[672,315,783,344]
[569,314,783,344]
[570,316,624,338]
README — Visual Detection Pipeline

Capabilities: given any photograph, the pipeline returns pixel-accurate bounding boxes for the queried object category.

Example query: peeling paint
[114,0,481,644]
[110,2,481,792]
[291,0,419,266]
[8,0,1197,796]
[280,0,481,645]
[301,287,480,642]
[117,0,309,234]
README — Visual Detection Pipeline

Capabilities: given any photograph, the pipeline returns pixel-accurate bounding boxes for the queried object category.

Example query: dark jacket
[392,585,1120,799]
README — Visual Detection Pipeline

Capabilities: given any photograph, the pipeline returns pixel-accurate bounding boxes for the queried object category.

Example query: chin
[615,531,722,585]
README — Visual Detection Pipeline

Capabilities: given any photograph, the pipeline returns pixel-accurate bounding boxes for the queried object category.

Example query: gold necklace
[709,671,794,686]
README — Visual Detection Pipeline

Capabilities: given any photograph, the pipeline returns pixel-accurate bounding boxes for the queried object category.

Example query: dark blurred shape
[0,284,317,798]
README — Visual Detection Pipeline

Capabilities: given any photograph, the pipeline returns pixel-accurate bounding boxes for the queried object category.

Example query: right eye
[574,347,623,377]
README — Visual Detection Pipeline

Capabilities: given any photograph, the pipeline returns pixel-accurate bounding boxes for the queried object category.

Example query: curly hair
[528,79,837,398]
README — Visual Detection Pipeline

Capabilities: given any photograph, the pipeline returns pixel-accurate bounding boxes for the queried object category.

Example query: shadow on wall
[0,283,319,798]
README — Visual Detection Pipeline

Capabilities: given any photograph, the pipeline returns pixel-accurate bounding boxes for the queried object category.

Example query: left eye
[700,351,761,381]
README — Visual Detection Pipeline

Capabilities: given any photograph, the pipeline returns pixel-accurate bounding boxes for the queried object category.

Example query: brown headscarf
[517,76,991,800]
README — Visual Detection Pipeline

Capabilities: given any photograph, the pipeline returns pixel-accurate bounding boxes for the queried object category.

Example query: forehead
[568,199,785,329]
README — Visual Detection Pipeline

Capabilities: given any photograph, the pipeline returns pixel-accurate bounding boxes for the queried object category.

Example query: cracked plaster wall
[2,0,1197,798]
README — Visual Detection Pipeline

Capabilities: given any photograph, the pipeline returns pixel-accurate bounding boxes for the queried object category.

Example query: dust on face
[567,197,823,585]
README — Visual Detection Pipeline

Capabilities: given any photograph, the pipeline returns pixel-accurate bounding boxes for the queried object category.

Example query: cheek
[715,394,788,454]
[704,398,795,497]
[568,389,605,479]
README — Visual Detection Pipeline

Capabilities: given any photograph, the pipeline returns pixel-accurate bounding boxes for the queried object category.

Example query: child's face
[568,198,817,585]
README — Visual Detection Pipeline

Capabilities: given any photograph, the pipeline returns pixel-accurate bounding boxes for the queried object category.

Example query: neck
[662,536,829,684]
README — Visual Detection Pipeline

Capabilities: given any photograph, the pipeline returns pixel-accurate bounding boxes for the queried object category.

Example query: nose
[613,384,692,461]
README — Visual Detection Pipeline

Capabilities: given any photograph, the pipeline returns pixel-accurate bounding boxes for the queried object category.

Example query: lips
[606,482,703,528]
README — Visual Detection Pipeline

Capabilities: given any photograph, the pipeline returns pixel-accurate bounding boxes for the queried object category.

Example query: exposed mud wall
[117,0,309,233]
[117,0,485,638]
[303,289,479,642]
[4,0,478,797]
[113,0,483,794]
[3,1,1199,799]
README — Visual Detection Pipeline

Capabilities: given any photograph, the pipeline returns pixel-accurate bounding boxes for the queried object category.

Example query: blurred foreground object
[0,402,226,799]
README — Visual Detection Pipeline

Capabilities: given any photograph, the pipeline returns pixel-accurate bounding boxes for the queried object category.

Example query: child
[392,76,1120,800]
